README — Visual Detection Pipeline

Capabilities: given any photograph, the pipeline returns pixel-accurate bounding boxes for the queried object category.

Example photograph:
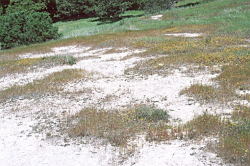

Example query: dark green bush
[0,11,60,50]
[54,0,94,21]
[0,6,3,15]
[94,0,132,19]
[143,0,176,14]
[0,0,10,14]
[5,0,46,14]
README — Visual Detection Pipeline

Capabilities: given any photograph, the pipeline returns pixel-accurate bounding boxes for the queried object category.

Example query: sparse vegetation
[46,55,77,66]
[0,0,250,165]
[179,84,218,103]
[183,106,250,165]
[0,69,87,101]
[69,105,169,147]
[0,55,77,77]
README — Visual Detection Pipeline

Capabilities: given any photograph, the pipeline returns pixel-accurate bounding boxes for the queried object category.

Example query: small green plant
[47,55,77,65]
[134,105,168,122]
[46,132,52,137]
[62,55,77,65]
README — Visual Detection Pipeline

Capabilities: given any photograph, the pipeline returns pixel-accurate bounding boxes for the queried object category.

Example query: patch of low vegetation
[184,112,224,139]
[214,62,250,91]
[69,105,169,148]
[179,84,218,103]
[126,35,249,76]
[0,55,77,77]
[179,105,250,165]
[0,57,43,77]
[66,104,250,164]
[179,47,249,104]
[0,69,87,101]
[237,93,250,102]
[44,55,77,66]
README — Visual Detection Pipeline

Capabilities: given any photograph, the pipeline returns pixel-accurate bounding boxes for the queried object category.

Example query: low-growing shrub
[134,105,168,122]
[46,55,77,66]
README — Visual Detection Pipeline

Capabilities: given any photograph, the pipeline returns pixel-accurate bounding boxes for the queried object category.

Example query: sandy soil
[151,15,163,20]
[165,33,203,37]
[0,44,233,165]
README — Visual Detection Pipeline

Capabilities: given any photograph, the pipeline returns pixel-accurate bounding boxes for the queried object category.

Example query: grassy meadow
[1,0,250,164]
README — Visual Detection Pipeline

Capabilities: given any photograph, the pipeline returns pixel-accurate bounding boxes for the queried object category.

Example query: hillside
[0,0,250,165]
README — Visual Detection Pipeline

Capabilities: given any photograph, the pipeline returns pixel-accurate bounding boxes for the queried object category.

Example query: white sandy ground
[151,15,163,20]
[0,45,235,165]
[165,33,203,38]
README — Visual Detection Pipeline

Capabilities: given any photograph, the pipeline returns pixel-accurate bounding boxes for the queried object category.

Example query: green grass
[54,0,250,40]
[0,0,249,56]
[162,0,250,37]
[54,11,145,39]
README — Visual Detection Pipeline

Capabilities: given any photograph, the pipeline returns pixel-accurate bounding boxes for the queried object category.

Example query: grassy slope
[54,0,250,38]
[0,0,249,56]
[1,0,250,164]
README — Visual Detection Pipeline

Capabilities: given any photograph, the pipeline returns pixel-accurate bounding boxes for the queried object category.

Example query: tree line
[0,0,176,50]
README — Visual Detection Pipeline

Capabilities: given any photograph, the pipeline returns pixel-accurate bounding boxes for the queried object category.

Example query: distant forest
[0,0,178,22]
[0,0,177,49]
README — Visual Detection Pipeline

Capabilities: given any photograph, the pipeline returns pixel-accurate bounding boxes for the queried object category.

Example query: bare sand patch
[19,45,91,59]
[151,15,163,20]
[165,33,202,37]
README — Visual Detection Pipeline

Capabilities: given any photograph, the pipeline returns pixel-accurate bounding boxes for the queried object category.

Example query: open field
[0,0,250,165]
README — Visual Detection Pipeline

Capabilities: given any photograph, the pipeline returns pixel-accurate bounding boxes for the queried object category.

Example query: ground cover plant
[0,55,77,77]
[0,69,87,102]
[0,0,250,165]
[69,105,169,147]
[180,105,250,165]
[65,105,171,161]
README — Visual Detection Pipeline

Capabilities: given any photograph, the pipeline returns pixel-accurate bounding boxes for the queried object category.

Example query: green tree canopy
[143,0,176,14]
[0,0,10,14]
[93,0,132,20]
[5,0,46,14]
[54,0,95,21]
[0,11,60,49]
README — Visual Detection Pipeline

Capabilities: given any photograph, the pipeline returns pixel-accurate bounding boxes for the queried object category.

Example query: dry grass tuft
[69,105,169,147]
[0,55,77,77]
[184,112,224,139]
[0,69,87,101]
[182,105,250,165]
[179,84,218,103]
